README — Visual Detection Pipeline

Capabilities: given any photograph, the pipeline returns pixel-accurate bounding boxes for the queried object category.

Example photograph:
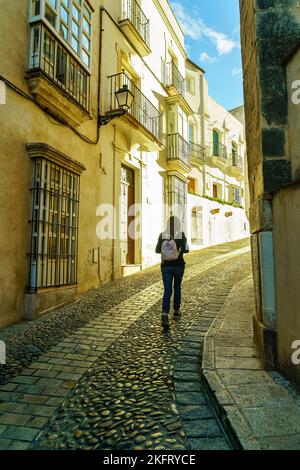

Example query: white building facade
[184,60,249,253]
[99,1,249,276]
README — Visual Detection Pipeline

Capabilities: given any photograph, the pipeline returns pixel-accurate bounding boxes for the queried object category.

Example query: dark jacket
[155,232,189,267]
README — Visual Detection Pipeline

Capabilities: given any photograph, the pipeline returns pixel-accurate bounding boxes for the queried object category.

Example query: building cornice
[186,58,205,75]
[26,143,86,175]
[166,170,189,183]
[166,94,194,117]
[163,0,185,36]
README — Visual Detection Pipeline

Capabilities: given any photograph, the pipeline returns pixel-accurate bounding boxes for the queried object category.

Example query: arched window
[213,130,220,156]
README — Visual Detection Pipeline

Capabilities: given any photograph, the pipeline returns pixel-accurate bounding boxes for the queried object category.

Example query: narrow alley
[0,239,251,451]
[3,0,300,459]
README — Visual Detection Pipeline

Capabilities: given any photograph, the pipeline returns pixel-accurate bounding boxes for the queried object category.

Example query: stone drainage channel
[31,248,251,451]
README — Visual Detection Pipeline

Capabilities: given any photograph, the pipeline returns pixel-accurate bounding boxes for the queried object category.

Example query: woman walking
[155,216,189,329]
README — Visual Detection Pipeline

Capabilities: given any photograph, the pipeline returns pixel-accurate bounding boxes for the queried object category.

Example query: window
[31,0,41,16]
[45,3,57,27]
[188,178,196,194]
[56,46,67,85]
[232,142,238,165]
[191,207,203,245]
[28,158,80,290]
[178,107,187,139]
[189,124,194,144]
[232,142,238,156]
[233,187,241,205]
[213,130,220,156]
[28,19,90,111]
[30,0,92,68]
[212,182,223,200]
[166,176,187,230]
[186,76,195,94]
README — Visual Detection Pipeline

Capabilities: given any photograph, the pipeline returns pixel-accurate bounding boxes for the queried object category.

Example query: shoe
[174,311,181,319]
[162,314,169,329]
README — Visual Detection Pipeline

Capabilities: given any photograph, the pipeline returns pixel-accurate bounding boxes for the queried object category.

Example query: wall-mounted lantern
[99,84,134,126]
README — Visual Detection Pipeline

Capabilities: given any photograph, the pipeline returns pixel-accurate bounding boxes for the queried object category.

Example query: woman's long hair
[166,216,182,239]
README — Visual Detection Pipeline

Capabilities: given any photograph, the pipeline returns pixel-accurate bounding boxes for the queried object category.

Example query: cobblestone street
[0,239,251,451]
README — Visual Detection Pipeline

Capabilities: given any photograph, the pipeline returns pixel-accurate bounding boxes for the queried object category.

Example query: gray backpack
[161,237,181,262]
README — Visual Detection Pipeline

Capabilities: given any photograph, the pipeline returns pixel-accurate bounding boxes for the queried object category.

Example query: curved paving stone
[29,249,250,451]
[0,240,249,385]
[172,284,238,451]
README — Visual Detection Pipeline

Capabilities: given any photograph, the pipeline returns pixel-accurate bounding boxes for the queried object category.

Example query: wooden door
[120,166,135,265]
[213,183,218,199]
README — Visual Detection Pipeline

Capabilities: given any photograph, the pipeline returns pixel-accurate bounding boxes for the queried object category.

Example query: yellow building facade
[184,60,249,250]
[0,0,248,329]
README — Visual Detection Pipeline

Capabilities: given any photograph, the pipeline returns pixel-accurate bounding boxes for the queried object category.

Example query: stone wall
[240,0,300,385]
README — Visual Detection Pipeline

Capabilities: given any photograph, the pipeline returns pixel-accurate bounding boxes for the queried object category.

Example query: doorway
[120,165,135,266]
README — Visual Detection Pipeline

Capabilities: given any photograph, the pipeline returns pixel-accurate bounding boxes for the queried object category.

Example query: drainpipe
[112,125,117,281]
[164,32,167,62]
[200,75,206,197]
[97,6,104,284]
[140,152,143,268]
[259,232,276,329]
[98,7,104,118]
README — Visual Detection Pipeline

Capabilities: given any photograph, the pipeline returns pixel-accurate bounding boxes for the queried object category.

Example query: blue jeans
[161,266,185,314]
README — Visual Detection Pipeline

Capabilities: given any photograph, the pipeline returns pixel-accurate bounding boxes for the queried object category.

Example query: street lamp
[99,84,134,126]
[115,84,134,110]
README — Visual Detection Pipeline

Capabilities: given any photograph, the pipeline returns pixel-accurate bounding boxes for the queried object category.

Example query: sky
[170,0,243,110]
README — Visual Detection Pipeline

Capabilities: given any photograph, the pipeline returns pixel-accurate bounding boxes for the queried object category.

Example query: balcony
[27,22,91,127]
[163,61,185,97]
[229,152,244,177]
[210,142,229,168]
[167,133,191,171]
[106,72,163,151]
[212,142,228,159]
[190,142,206,165]
[119,0,151,56]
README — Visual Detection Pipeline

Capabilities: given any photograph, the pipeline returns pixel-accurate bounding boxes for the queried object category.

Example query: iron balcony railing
[168,133,190,166]
[163,61,185,97]
[28,22,90,111]
[108,72,162,142]
[190,142,206,163]
[231,152,243,170]
[121,0,150,47]
[212,142,228,160]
